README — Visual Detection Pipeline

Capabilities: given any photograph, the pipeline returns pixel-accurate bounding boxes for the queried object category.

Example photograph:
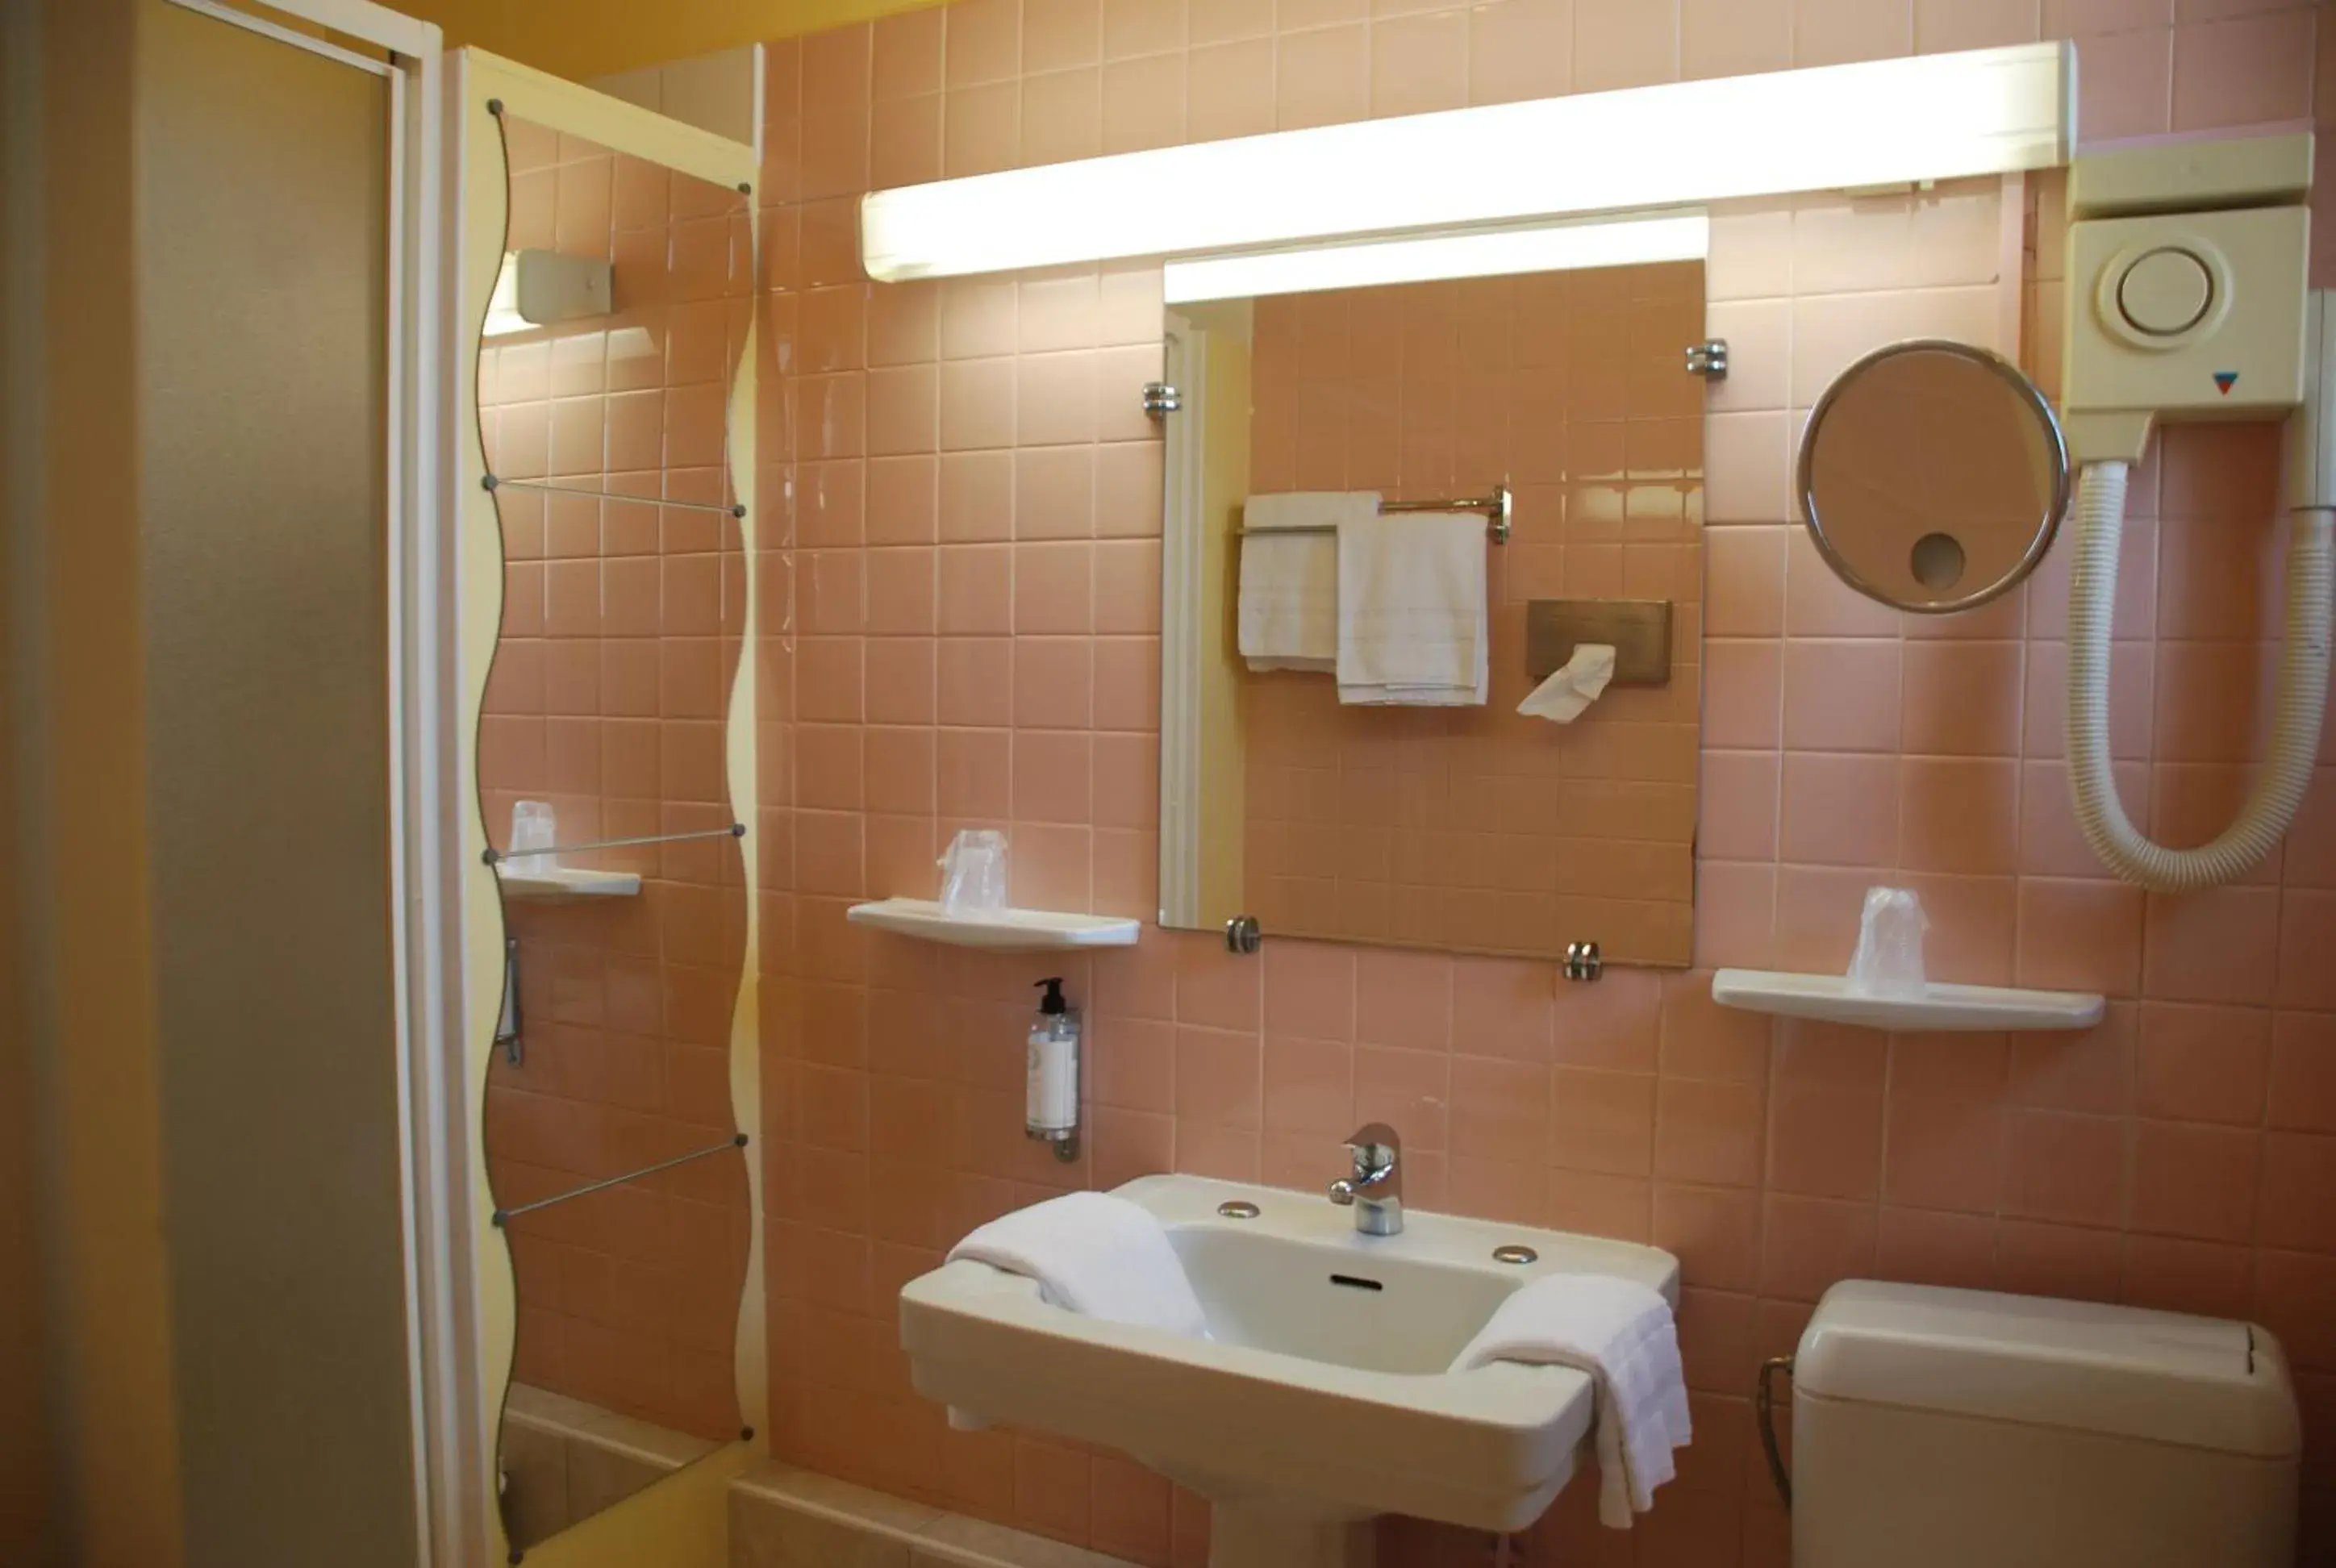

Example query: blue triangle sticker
[2213,372,2239,395]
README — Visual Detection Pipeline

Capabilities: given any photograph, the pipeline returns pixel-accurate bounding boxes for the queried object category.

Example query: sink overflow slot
[1216,1201,1260,1220]
[1329,1274,1385,1291]
[1493,1245,1539,1266]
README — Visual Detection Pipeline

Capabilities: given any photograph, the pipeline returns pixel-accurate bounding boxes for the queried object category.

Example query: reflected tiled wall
[477,122,756,1445]
[743,2,2336,1564]
[1243,269,1702,961]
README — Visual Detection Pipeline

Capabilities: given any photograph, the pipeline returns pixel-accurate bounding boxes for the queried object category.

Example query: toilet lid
[1795,1282,2300,1458]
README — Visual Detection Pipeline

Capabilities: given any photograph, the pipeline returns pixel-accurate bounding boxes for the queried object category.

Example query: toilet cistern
[1327,1123,1404,1236]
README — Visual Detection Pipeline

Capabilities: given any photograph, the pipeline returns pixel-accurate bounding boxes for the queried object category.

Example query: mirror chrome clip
[1685,339,1729,379]
[1562,941,1603,982]
[1141,382,1183,416]
[1225,915,1262,955]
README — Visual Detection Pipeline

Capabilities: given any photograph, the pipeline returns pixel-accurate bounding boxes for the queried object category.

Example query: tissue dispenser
[1525,599,1672,686]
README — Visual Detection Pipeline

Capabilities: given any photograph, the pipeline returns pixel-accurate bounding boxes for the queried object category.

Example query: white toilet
[1791,1282,2301,1567]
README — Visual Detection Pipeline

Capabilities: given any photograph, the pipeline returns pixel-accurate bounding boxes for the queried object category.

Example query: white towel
[1236,491,1377,672]
[1335,511,1488,706]
[1449,1274,1692,1528]
[947,1191,1210,1340]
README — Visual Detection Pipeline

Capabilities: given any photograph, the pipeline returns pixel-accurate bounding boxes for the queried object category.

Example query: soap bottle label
[1026,1021,1077,1134]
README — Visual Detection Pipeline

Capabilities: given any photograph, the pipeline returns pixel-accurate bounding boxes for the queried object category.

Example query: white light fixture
[861,42,2071,283]
[481,248,615,337]
[482,252,530,337]
[1162,211,1711,303]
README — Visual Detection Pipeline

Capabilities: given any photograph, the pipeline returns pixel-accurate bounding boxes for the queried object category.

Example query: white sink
[899,1174,1680,1568]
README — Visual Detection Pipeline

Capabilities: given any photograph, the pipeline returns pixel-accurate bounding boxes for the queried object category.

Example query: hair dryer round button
[2117,247,2213,337]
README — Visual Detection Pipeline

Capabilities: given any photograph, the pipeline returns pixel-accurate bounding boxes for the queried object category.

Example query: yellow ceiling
[397,0,940,82]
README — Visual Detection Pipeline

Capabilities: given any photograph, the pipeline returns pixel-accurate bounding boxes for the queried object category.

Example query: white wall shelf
[845,899,1141,951]
[495,865,642,903]
[1711,969,2105,1032]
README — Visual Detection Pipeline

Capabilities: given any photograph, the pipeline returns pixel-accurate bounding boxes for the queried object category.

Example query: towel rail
[482,472,746,519]
[482,821,744,866]
[491,1134,749,1225]
[1237,483,1512,544]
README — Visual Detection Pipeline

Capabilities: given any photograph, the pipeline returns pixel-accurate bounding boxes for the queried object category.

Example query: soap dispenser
[1025,977,1081,1161]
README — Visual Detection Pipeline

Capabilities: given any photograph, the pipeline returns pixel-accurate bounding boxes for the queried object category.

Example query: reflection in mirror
[1162,262,1708,966]
[1798,340,2069,614]
[474,110,753,1551]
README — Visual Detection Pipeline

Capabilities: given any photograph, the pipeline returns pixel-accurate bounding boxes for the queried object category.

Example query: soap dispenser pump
[1025,977,1081,1161]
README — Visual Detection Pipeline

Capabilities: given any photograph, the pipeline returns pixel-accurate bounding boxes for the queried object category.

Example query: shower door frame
[157,2,483,1565]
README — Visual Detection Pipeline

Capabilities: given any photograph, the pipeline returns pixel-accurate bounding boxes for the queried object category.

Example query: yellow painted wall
[396,0,938,82]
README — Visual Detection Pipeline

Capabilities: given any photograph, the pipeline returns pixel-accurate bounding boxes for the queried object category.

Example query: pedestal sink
[898,1174,1681,1568]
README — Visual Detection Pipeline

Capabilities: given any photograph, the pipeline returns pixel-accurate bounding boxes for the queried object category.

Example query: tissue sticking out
[1519,643,1615,724]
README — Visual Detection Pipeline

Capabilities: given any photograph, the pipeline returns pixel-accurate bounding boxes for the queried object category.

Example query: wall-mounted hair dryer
[2059,134,2331,893]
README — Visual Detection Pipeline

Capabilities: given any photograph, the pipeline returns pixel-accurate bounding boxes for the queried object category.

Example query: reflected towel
[1450,1274,1691,1528]
[947,1191,1210,1339]
[1335,511,1488,705]
[1237,491,1378,672]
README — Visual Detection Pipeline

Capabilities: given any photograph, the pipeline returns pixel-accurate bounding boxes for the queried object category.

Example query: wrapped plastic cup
[937,828,1009,915]
[509,799,557,876]
[1846,886,1928,998]
[1850,887,1925,999]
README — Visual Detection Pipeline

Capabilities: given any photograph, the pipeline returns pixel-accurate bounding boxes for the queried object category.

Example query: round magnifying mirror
[1797,340,2070,614]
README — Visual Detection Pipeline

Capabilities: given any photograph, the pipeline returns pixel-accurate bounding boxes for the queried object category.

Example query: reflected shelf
[845,899,1141,951]
[495,863,641,902]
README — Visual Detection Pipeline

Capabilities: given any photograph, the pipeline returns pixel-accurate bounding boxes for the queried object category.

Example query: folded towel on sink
[948,1191,1210,1340]
[1448,1274,1691,1529]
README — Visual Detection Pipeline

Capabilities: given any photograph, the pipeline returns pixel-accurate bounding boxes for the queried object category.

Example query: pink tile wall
[743,2,2336,1563]
[1242,269,1702,962]
[478,121,757,1445]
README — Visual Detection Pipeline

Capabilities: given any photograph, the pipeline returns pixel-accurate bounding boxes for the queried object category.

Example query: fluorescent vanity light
[861,42,2071,283]
[1162,212,1710,303]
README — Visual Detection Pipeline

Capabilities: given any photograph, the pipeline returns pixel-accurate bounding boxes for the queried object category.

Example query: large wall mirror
[1160,256,1708,967]
[472,103,755,1552]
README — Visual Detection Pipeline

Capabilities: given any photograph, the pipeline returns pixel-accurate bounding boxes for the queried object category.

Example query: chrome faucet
[1327,1122,1403,1236]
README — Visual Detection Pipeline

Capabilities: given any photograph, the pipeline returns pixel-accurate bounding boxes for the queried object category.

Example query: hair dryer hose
[2065,460,2334,893]
[1756,1355,1793,1509]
